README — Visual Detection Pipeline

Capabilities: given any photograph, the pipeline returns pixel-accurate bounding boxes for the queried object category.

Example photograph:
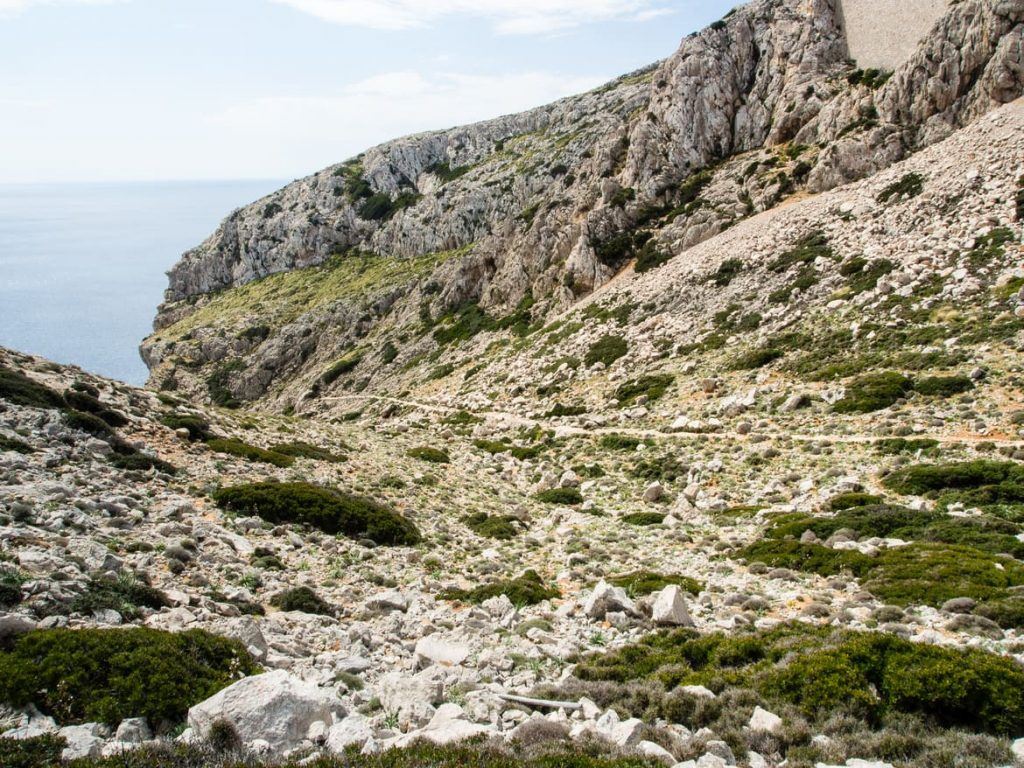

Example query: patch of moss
[213,482,421,546]
[729,347,783,371]
[322,351,364,385]
[0,628,258,729]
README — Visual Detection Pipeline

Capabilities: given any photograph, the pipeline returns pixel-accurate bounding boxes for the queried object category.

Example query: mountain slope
[141,0,1024,410]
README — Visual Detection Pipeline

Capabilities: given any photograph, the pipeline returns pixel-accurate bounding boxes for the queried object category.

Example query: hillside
[2,1,1024,767]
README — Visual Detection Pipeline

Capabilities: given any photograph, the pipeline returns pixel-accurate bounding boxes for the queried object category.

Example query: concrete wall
[836,0,950,70]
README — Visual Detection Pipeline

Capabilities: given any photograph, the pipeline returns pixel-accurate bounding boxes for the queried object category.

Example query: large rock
[325,714,374,753]
[187,670,336,754]
[58,724,106,761]
[650,585,695,626]
[583,580,638,620]
[377,669,444,729]
[394,704,494,747]
[415,636,470,668]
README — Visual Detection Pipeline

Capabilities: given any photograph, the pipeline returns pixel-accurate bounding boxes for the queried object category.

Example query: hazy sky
[0,0,740,183]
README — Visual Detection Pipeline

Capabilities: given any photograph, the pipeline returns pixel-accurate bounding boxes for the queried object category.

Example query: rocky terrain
[3,1,1024,767]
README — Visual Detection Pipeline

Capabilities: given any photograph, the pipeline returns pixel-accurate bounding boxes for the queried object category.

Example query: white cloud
[268,0,672,34]
[209,69,606,157]
[0,0,123,14]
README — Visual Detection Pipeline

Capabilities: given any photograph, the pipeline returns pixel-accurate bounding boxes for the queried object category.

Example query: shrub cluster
[607,571,702,596]
[0,628,258,729]
[535,487,584,505]
[614,374,674,405]
[213,482,421,546]
[464,512,521,540]
[70,576,170,620]
[270,586,334,616]
[407,446,450,464]
[439,570,559,606]
[585,335,628,367]
[206,438,295,468]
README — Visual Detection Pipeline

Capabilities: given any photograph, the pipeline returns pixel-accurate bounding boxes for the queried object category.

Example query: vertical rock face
[143,0,1023,409]
[836,0,951,70]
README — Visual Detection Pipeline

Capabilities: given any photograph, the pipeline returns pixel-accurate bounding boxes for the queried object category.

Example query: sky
[0,0,741,184]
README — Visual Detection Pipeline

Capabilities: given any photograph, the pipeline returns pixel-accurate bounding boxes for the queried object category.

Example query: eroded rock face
[141,0,1022,411]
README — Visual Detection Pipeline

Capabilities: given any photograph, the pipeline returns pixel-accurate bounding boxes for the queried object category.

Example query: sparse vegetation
[407,446,450,463]
[614,374,674,405]
[877,173,924,204]
[206,438,295,468]
[585,335,628,367]
[440,570,559,606]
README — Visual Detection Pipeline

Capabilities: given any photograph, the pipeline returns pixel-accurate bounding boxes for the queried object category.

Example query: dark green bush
[535,487,583,505]
[0,572,23,609]
[464,513,520,540]
[160,414,212,441]
[206,361,244,409]
[206,438,294,468]
[270,587,334,616]
[70,576,170,620]
[213,482,421,546]
[874,438,940,455]
[729,347,783,371]
[877,173,924,204]
[634,242,672,274]
[709,258,743,286]
[740,540,874,577]
[270,441,347,463]
[440,570,559,606]
[829,492,883,510]
[0,734,65,768]
[608,571,702,596]
[615,374,674,405]
[585,335,628,367]
[768,232,832,273]
[834,372,914,414]
[914,375,973,397]
[63,390,128,427]
[622,512,666,526]
[883,460,1024,499]
[599,434,644,451]
[0,366,65,409]
[64,409,116,439]
[109,451,177,474]
[322,352,363,384]
[0,628,258,729]
[407,446,450,463]
[0,434,33,454]
[473,439,542,460]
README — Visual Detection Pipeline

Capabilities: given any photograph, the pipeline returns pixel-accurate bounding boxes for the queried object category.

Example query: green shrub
[64,409,116,439]
[206,438,294,468]
[740,540,874,577]
[585,335,628,367]
[622,512,666,526]
[544,403,587,418]
[0,435,33,454]
[160,414,212,441]
[465,513,520,540]
[322,352,364,384]
[834,372,913,414]
[439,570,559,606]
[729,347,783,371]
[213,482,421,546]
[206,360,244,409]
[874,438,940,455]
[572,622,1024,735]
[0,366,65,409]
[0,734,65,768]
[914,375,974,397]
[630,453,688,483]
[599,434,644,451]
[270,587,334,616]
[768,232,832,273]
[877,173,924,204]
[615,374,674,405]
[0,572,23,609]
[709,258,743,286]
[109,451,177,474]
[63,390,128,427]
[407,446,450,464]
[535,487,583,505]
[607,571,702,596]
[270,441,347,463]
[0,628,258,729]
[473,439,542,461]
[829,492,883,510]
[634,242,671,274]
[70,576,170,620]
[882,460,1024,499]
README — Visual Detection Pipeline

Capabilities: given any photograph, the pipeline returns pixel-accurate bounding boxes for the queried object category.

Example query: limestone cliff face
[143,0,1024,408]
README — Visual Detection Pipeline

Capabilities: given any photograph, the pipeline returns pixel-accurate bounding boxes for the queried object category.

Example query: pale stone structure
[836,0,950,70]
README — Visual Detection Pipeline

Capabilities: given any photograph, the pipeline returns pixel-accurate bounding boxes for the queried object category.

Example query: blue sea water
[0,180,284,386]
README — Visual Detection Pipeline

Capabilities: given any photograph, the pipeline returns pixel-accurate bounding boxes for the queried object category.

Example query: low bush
[544,403,588,418]
[914,375,973,397]
[160,414,212,441]
[599,434,644,451]
[535,487,584,505]
[0,734,65,768]
[465,513,521,540]
[833,372,913,414]
[729,347,783,371]
[407,446,450,463]
[634,242,672,273]
[213,482,421,546]
[828,492,883,511]
[322,352,363,384]
[630,453,689,483]
[70,576,170,620]
[270,587,334,616]
[877,173,924,204]
[709,258,743,286]
[607,571,702,596]
[0,365,65,409]
[440,570,559,606]
[585,335,628,367]
[473,439,542,460]
[206,361,244,409]
[0,434,33,454]
[615,374,674,405]
[874,438,940,455]
[0,628,258,729]
[571,622,1024,735]
[270,441,347,463]
[206,438,294,468]
[622,512,666,527]
[882,460,1024,500]
[109,451,177,474]
[740,540,874,577]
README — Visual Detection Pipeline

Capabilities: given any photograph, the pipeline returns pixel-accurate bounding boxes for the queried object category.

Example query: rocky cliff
[141,0,1023,411]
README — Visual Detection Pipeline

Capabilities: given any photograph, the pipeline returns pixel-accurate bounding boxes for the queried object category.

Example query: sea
[0,179,284,386]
